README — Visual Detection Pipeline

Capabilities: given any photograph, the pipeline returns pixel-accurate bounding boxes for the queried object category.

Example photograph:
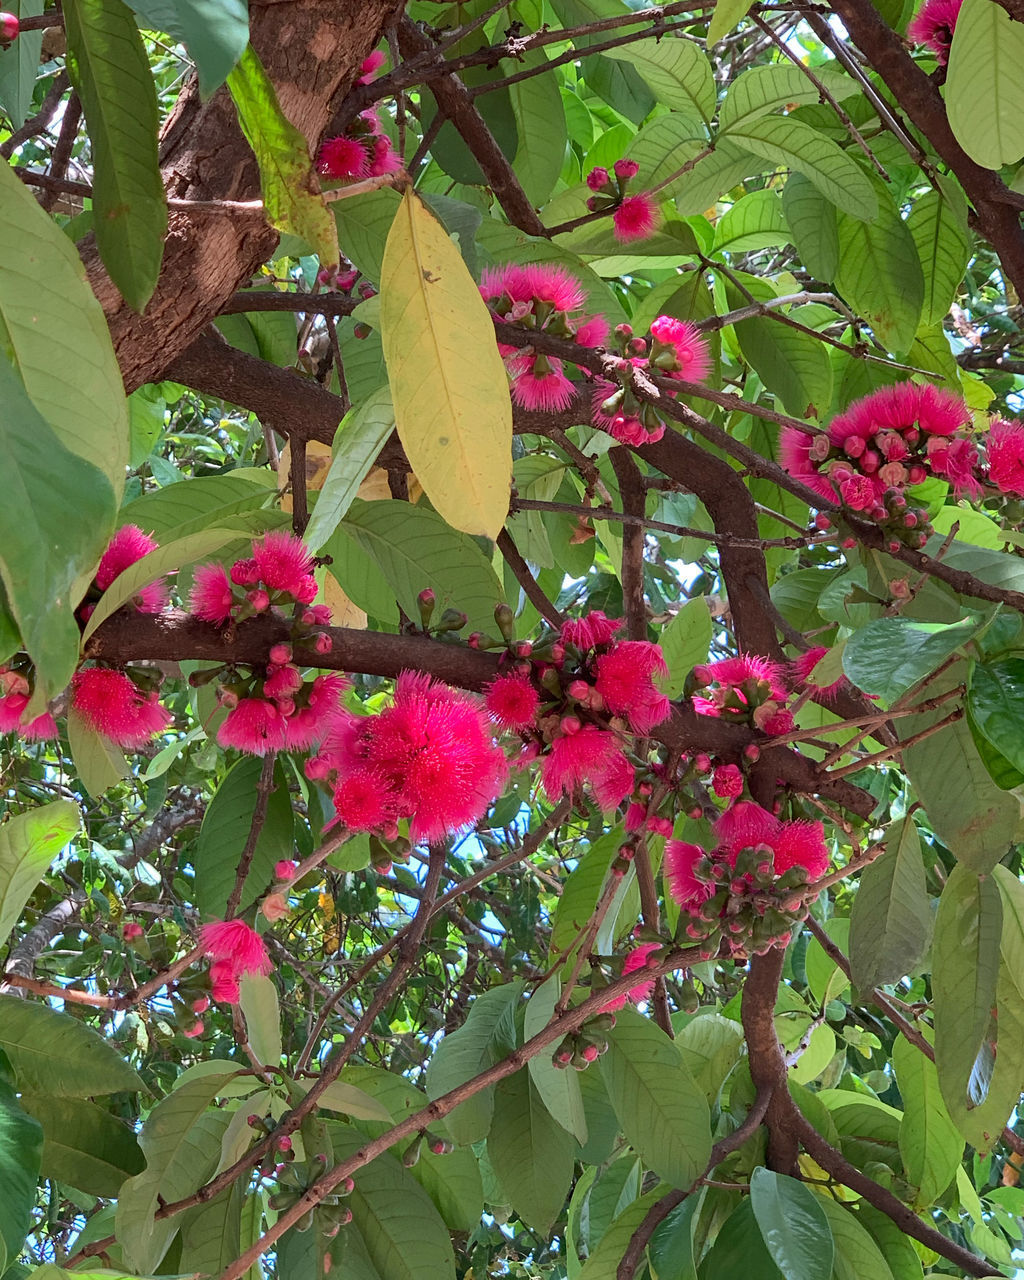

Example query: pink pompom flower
[217,697,288,756]
[95,525,167,613]
[251,531,317,600]
[613,193,660,244]
[274,860,299,881]
[190,563,235,625]
[648,316,712,384]
[594,640,671,734]
[907,0,962,62]
[200,918,273,1006]
[71,668,172,748]
[987,418,1024,496]
[485,674,541,731]
[318,135,370,180]
[600,942,661,1013]
[665,840,714,914]
[541,723,632,809]
[560,610,623,652]
[357,49,386,83]
[509,356,577,413]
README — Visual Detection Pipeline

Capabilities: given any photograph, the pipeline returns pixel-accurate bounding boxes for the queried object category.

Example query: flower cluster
[781,382,978,511]
[199,918,272,1005]
[592,316,711,445]
[479,264,608,412]
[907,0,962,62]
[691,654,795,738]
[986,418,1024,497]
[667,801,830,957]
[78,524,168,622]
[190,532,344,757]
[479,609,672,815]
[306,671,508,846]
[317,55,401,183]
[585,159,660,244]
[72,667,172,748]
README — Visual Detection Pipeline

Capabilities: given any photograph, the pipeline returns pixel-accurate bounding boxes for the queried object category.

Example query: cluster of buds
[591,316,711,446]
[401,1129,454,1167]
[678,844,813,959]
[813,488,934,554]
[268,1156,355,1237]
[169,989,210,1040]
[317,53,401,185]
[414,588,469,638]
[585,159,660,243]
[689,654,795,739]
[552,1012,617,1071]
[781,382,981,515]
[0,12,18,43]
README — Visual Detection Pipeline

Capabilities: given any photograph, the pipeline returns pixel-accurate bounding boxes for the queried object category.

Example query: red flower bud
[0,12,18,41]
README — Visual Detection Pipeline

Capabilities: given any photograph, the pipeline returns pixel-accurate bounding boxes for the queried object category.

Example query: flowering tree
[8,0,1024,1276]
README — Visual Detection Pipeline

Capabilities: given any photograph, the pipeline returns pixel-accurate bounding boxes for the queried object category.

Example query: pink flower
[713,801,828,880]
[480,264,535,307]
[593,748,636,811]
[779,426,838,503]
[713,801,779,860]
[694,655,788,704]
[771,820,829,880]
[649,316,711,384]
[485,674,540,730]
[560,610,622,651]
[712,764,744,798]
[95,525,167,613]
[987,418,1024,496]
[332,769,399,833]
[830,382,970,443]
[907,0,962,61]
[594,640,671,733]
[261,893,291,923]
[71,668,172,748]
[586,166,610,191]
[541,723,630,807]
[319,135,370,179]
[190,563,235,625]
[217,697,288,755]
[613,193,660,243]
[574,313,609,348]
[250,531,317,599]
[357,49,386,83]
[275,860,298,881]
[792,647,846,702]
[665,841,713,913]
[264,665,303,701]
[509,356,576,412]
[0,692,56,739]
[368,135,403,177]
[926,434,981,497]
[613,158,640,180]
[600,942,661,1013]
[361,672,507,844]
[839,472,884,511]
[200,918,272,1005]
[282,673,349,752]
[523,265,586,313]
[122,922,144,941]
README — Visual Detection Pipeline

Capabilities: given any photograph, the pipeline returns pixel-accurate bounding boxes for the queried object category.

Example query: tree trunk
[83,0,405,392]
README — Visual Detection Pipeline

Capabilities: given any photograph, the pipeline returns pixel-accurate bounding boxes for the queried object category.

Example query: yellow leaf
[380,189,512,541]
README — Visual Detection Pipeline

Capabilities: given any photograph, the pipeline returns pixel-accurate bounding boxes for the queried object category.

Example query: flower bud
[586,165,610,191]
[0,13,19,42]
[269,643,292,665]
[613,158,639,180]
[494,601,516,641]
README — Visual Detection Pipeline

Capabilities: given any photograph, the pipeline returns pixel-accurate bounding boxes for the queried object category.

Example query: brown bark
[82,0,404,393]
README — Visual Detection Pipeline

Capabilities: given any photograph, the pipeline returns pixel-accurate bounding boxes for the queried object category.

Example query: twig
[0,71,69,160]
[496,528,565,629]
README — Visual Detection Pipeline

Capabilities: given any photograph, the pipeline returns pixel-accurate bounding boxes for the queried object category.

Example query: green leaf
[906,188,971,329]
[239,974,281,1068]
[901,664,1019,871]
[675,1013,744,1102]
[18,1093,145,1197]
[0,155,130,500]
[524,976,587,1143]
[303,388,393,553]
[194,757,294,919]
[932,864,1002,1134]
[314,1081,393,1123]
[854,1204,924,1280]
[603,37,715,123]
[659,598,713,698]
[835,183,924,354]
[892,1033,962,1206]
[487,1068,575,1234]
[842,616,982,703]
[63,0,167,311]
[577,1191,663,1280]
[0,0,44,128]
[67,705,130,798]
[967,656,1024,775]
[425,984,521,1145]
[0,801,80,949]
[0,994,145,1096]
[707,0,755,45]
[328,1122,457,1280]
[673,139,754,215]
[848,818,931,991]
[724,115,876,221]
[946,0,1024,170]
[0,357,114,701]
[698,1197,784,1278]
[0,1082,42,1267]
[783,173,839,281]
[82,525,259,641]
[118,470,276,542]
[125,0,248,95]
[648,1196,699,1280]
[600,1008,711,1187]
[506,52,566,206]
[335,187,402,282]
[116,1070,239,1273]
[719,64,858,133]
[814,1196,895,1280]
[750,1167,833,1280]
[333,498,506,638]
[713,189,790,255]
[179,1183,242,1279]
[227,44,337,264]
[549,830,621,968]
[380,190,512,540]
